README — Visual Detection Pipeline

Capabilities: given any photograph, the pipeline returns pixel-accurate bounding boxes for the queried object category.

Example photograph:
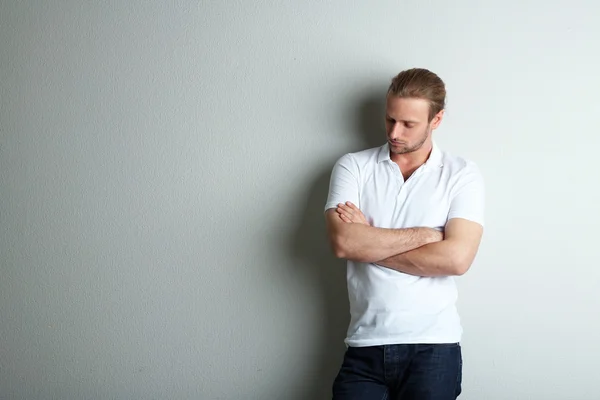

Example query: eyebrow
[386,115,419,124]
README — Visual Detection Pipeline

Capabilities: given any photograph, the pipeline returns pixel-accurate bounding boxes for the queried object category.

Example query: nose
[388,122,404,140]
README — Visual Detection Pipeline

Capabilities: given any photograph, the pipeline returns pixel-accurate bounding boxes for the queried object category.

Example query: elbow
[330,235,348,259]
[453,264,470,276]
[327,224,370,262]
[333,248,347,259]
[451,256,473,276]
[330,231,364,260]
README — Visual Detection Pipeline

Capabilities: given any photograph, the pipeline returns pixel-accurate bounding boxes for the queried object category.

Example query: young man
[325,68,485,400]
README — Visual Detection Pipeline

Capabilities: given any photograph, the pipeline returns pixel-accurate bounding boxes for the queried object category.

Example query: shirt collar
[424,141,444,168]
[377,143,392,163]
[377,141,444,168]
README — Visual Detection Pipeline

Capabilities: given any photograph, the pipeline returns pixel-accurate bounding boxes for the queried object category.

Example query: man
[324,68,485,400]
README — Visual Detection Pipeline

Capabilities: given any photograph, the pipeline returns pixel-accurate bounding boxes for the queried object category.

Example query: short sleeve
[447,161,485,226]
[324,154,360,212]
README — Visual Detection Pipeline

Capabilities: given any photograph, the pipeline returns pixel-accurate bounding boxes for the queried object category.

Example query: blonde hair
[388,68,446,121]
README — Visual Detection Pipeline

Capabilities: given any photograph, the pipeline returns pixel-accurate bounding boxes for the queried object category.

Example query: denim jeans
[332,343,462,400]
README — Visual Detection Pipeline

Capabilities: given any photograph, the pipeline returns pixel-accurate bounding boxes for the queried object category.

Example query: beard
[389,124,431,155]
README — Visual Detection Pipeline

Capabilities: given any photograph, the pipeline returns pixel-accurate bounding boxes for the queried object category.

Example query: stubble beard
[389,125,431,155]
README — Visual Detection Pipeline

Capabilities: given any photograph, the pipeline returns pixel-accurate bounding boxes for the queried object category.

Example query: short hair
[388,68,446,121]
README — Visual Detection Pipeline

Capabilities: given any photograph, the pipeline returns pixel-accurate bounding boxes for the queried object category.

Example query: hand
[336,202,370,226]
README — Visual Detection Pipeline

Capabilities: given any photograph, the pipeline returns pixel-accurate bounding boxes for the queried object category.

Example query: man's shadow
[290,89,386,399]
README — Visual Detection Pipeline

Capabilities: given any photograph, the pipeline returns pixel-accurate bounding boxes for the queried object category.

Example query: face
[385,96,443,155]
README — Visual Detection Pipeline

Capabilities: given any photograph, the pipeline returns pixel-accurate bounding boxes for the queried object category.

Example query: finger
[335,205,348,214]
[345,205,361,218]
[339,209,353,219]
[346,202,361,212]
[338,205,353,215]
[339,214,352,223]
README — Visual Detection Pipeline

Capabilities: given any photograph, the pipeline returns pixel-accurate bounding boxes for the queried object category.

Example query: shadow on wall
[290,88,386,400]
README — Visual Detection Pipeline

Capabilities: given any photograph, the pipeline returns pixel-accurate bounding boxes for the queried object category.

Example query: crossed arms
[325,202,483,277]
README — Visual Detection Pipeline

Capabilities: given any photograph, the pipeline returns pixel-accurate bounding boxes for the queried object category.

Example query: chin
[391,146,413,155]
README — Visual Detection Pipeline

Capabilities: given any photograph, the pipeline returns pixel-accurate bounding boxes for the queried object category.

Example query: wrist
[426,228,443,244]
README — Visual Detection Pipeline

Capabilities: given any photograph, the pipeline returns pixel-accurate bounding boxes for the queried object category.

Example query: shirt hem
[344,336,462,347]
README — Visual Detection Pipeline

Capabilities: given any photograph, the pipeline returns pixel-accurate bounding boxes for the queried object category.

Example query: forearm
[376,239,464,277]
[333,224,440,263]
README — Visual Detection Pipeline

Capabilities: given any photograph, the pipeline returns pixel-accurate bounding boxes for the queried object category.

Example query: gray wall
[1,1,599,399]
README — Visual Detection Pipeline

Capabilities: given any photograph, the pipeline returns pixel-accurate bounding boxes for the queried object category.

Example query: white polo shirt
[324,142,485,347]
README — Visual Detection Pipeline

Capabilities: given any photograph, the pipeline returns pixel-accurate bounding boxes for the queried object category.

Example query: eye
[386,117,395,123]
[405,123,415,129]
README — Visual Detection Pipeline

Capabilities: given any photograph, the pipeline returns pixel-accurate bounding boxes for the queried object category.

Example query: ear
[430,109,445,130]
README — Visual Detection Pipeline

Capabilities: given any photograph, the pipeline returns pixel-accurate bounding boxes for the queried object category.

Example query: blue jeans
[332,343,462,400]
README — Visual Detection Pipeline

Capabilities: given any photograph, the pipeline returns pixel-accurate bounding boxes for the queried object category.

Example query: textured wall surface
[1,1,599,399]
